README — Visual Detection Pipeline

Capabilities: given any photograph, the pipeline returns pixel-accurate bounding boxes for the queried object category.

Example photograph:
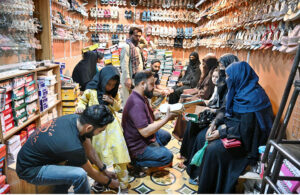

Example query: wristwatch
[100,164,107,172]
[104,177,112,189]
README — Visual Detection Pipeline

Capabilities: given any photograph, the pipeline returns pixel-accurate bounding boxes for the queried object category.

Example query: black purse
[197,110,216,129]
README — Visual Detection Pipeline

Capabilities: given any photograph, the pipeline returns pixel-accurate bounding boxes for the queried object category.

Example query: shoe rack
[195,0,300,141]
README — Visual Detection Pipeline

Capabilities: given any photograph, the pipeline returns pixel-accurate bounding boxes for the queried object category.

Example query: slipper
[178,161,186,169]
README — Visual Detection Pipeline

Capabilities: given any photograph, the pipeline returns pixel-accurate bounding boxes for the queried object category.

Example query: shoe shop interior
[0,0,300,194]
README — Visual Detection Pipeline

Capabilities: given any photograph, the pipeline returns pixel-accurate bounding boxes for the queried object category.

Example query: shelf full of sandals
[196,0,300,132]
[195,0,300,192]
[51,0,89,60]
[0,0,43,66]
[195,0,300,54]
[85,0,200,61]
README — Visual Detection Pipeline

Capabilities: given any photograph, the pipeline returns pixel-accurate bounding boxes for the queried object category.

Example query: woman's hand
[206,122,216,139]
[103,95,114,105]
[206,130,220,141]
[177,82,183,87]
[75,107,85,114]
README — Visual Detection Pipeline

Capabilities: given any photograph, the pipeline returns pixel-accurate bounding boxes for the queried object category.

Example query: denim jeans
[28,165,90,194]
[135,129,173,167]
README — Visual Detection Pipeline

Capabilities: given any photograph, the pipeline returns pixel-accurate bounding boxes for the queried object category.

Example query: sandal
[178,161,186,169]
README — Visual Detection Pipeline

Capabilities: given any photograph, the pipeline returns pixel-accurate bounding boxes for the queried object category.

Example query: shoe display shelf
[0,64,62,193]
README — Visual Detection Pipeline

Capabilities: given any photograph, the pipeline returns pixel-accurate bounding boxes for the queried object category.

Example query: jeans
[135,129,173,167]
[28,165,90,194]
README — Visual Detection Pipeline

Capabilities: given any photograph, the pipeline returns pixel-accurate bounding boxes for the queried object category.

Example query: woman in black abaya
[180,54,239,178]
[196,61,273,193]
[72,51,103,91]
[168,52,201,104]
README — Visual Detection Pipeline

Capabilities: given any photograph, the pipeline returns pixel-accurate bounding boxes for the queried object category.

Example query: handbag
[221,138,241,149]
[197,110,216,129]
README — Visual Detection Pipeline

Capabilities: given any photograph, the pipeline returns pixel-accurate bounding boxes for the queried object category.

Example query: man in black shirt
[17,105,119,193]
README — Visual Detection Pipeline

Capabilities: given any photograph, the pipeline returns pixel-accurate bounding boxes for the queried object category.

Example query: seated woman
[168,52,201,104]
[179,54,239,182]
[196,61,273,193]
[172,54,219,141]
[183,54,219,100]
[76,65,131,193]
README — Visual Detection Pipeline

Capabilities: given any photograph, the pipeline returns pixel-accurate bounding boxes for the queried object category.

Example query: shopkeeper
[16,105,119,193]
[122,71,178,175]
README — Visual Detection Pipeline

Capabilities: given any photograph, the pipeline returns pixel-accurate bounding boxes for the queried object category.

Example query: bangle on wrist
[105,177,112,188]
[100,164,107,172]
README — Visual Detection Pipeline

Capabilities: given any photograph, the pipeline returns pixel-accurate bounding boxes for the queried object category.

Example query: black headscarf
[85,65,120,106]
[189,52,201,70]
[72,51,100,91]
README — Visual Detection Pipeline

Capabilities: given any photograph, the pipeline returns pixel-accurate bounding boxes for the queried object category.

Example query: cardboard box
[62,88,78,101]
[24,73,34,84]
[62,107,76,113]
[63,111,74,115]
[0,80,12,92]
[2,118,14,134]
[62,100,77,107]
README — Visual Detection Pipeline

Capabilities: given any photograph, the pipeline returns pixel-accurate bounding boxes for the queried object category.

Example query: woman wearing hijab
[179,54,239,183]
[172,54,219,143]
[183,54,219,101]
[72,51,103,91]
[196,61,273,193]
[168,52,201,104]
[76,66,131,193]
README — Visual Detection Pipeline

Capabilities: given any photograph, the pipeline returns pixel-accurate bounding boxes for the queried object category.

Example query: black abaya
[196,109,271,193]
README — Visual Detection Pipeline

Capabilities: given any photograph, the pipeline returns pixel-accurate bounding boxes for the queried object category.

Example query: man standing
[17,105,119,193]
[120,27,145,107]
[122,71,178,172]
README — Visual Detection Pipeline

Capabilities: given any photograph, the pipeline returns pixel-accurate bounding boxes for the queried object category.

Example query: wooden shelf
[3,115,40,141]
[0,64,59,81]
[40,100,61,116]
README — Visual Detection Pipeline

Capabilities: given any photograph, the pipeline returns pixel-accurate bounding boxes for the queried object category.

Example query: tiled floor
[126,121,198,194]
[97,122,198,194]
[91,120,198,194]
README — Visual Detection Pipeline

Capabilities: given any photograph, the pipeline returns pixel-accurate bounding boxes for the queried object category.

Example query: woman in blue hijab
[196,61,273,193]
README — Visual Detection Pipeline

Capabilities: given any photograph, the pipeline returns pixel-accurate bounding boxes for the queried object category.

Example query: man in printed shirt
[120,27,145,107]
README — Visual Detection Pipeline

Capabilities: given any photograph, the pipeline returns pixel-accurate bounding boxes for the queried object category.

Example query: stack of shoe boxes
[0,144,6,175]
[38,70,58,111]
[111,45,120,66]
[61,83,80,115]
[0,144,9,193]
[12,77,27,128]
[24,74,38,119]
[169,61,184,87]
[24,123,36,138]
[7,135,21,165]
[0,80,14,136]
[155,50,169,87]
[37,80,48,112]
[164,51,176,87]
[146,50,156,69]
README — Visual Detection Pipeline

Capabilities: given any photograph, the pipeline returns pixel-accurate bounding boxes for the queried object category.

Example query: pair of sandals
[55,0,71,9]
[90,8,113,18]
[124,10,133,19]
[91,34,110,43]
